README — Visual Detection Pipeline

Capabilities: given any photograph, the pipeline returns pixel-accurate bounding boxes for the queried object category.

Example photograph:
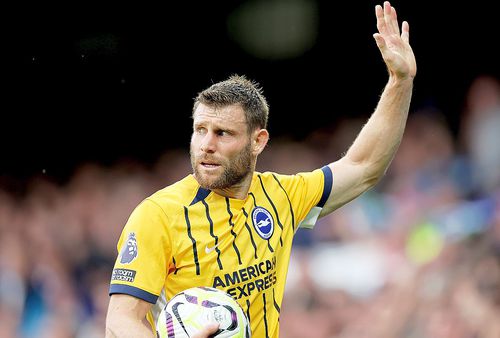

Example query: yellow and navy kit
[110,166,332,337]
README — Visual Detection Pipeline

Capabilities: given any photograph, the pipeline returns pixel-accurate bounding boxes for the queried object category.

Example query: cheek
[224,143,244,157]
[227,142,251,161]
[190,134,200,149]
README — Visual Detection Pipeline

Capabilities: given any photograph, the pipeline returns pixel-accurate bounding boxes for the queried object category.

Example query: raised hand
[373,1,417,80]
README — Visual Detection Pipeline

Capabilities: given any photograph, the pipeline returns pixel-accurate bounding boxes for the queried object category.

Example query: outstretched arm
[321,1,417,215]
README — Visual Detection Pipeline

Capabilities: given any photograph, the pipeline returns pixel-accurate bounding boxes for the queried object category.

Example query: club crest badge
[120,232,138,264]
[251,207,274,240]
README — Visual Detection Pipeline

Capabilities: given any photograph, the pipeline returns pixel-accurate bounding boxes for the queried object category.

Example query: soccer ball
[156,286,251,338]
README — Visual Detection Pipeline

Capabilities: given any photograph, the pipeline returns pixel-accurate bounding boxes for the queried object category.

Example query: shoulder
[145,175,201,210]
[255,167,327,184]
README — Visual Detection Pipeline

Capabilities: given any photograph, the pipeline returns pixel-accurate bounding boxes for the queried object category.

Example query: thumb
[192,322,220,338]
[373,33,386,50]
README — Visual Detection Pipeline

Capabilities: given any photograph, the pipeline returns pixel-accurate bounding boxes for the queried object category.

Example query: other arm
[105,294,155,338]
[105,294,220,338]
[321,1,417,215]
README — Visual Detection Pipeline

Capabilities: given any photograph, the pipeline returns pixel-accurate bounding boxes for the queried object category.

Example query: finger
[383,2,395,34]
[205,323,220,332]
[390,6,400,35]
[401,21,410,44]
[192,323,220,338]
[384,2,399,36]
[375,4,386,35]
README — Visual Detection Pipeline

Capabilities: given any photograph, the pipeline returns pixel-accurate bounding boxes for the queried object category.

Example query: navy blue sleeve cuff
[109,284,159,304]
[318,166,333,208]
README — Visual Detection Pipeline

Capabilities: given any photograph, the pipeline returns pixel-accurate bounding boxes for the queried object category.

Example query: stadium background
[1,1,500,337]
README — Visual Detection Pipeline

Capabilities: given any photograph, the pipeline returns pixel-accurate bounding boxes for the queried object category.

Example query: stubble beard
[191,142,253,190]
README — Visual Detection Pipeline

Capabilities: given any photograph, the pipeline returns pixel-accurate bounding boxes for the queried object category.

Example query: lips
[199,159,221,169]
[199,155,221,166]
[201,162,220,168]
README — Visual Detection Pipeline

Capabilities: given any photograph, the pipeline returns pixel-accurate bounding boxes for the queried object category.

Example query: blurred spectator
[459,74,500,196]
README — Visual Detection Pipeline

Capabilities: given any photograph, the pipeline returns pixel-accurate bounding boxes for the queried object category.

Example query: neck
[212,172,254,200]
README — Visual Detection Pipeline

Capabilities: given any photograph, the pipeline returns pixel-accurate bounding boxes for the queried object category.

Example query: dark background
[2,1,499,186]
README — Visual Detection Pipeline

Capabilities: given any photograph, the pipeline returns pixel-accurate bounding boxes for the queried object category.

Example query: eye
[194,126,206,135]
[216,129,231,137]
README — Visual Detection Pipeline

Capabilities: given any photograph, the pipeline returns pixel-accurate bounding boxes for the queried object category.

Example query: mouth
[200,161,221,169]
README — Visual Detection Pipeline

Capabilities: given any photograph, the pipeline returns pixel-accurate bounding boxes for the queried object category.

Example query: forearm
[105,294,155,338]
[105,316,155,338]
[344,76,413,181]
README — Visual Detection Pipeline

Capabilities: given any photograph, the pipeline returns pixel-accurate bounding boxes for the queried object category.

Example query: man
[105,1,416,337]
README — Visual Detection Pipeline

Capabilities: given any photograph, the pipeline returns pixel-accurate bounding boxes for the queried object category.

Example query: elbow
[361,176,380,194]
[350,169,381,200]
[363,165,386,190]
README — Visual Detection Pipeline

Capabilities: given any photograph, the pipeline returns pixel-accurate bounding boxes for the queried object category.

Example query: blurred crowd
[1,74,500,338]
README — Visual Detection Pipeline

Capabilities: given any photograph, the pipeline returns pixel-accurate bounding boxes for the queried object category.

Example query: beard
[191,142,253,190]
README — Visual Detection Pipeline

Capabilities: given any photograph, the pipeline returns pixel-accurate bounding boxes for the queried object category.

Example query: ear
[252,129,269,156]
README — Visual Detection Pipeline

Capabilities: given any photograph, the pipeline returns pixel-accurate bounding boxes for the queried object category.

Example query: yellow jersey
[109,166,332,337]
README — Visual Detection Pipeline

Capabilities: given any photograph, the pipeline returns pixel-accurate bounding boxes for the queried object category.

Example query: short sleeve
[109,199,172,304]
[272,166,332,230]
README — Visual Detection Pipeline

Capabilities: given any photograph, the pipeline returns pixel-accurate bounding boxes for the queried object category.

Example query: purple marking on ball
[201,300,220,308]
[166,312,175,337]
[185,294,198,304]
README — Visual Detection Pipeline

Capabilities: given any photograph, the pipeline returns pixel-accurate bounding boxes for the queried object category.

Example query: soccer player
[105,1,416,337]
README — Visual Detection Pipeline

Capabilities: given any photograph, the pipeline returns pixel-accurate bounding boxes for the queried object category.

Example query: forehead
[193,103,247,127]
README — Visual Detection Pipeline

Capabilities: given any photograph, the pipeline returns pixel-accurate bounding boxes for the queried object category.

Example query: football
[156,286,251,338]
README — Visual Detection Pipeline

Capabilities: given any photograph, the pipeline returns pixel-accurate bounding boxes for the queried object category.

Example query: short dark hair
[193,74,269,132]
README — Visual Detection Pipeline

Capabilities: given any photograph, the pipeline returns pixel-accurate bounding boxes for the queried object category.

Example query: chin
[195,172,219,188]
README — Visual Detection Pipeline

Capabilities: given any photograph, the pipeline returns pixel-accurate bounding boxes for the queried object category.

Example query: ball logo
[251,207,274,240]
[120,232,138,264]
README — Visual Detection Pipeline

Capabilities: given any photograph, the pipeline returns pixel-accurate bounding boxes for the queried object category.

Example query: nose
[200,131,216,153]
